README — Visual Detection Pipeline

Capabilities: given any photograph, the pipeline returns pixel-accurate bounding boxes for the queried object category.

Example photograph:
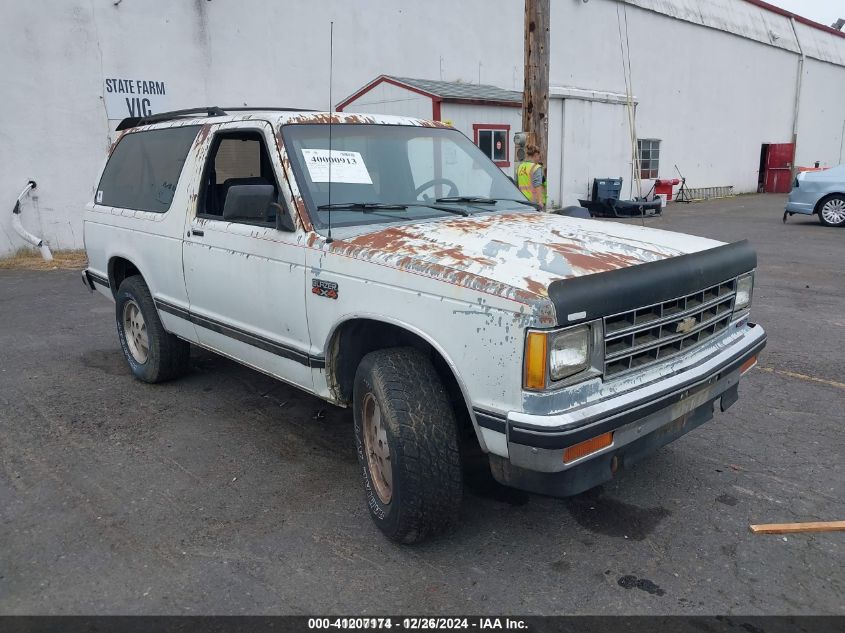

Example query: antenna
[326,21,335,244]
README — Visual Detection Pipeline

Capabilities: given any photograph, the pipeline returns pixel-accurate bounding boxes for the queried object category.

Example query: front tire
[353,347,463,543]
[115,275,190,383]
[818,194,845,227]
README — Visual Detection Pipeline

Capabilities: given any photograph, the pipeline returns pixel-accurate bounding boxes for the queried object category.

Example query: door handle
[191,229,204,237]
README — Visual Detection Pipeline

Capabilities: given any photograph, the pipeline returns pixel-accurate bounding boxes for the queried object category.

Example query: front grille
[603,279,737,378]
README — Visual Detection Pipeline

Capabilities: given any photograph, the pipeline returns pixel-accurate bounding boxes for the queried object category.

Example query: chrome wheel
[821,198,845,225]
[362,392,392,504]
[122,300,149,364]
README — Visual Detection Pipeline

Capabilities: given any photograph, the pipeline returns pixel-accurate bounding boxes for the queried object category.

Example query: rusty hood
[328,211,724,304]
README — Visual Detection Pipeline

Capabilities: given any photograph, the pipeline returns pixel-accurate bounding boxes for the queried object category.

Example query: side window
[97,125,200,212]
[199,131,285,227]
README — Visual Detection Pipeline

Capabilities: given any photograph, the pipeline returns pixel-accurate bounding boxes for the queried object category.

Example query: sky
[766,0,844,26]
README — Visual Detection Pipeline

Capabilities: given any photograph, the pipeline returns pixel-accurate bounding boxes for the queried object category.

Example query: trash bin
[577,178,662,218]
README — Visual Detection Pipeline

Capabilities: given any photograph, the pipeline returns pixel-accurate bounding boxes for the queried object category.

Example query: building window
[638,138,660,179]
[473,124,510,167]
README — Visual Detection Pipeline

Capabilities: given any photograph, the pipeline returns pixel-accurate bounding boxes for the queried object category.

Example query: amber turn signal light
[739,355,758,374]
[524,331,548,390]
[563,432,613,464]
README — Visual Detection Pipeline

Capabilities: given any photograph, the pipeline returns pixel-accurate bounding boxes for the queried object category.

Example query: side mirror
[273,203,296,232]
[222,184,275,222]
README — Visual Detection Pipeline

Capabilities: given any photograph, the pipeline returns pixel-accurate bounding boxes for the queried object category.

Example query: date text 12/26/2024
[308,618,528,630]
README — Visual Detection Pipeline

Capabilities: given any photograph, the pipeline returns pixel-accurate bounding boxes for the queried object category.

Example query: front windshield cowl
[281,123,525,231]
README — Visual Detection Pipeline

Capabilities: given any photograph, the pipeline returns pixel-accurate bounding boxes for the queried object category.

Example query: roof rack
[218,107,315,113]
[115,106,314,131]
[115,107,226,131]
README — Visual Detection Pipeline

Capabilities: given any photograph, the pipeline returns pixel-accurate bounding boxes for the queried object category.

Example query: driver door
[181,121,313,391]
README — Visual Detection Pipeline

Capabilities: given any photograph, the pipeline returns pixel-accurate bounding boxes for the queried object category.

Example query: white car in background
[784,164,845,227]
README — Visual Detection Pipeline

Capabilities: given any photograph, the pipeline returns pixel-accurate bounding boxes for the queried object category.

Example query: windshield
[281,124,524,230]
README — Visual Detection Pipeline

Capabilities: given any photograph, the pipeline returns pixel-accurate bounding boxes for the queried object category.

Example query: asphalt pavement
[1,193,842,614]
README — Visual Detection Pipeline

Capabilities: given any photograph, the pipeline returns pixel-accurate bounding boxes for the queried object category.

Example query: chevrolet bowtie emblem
[676,316,697,334]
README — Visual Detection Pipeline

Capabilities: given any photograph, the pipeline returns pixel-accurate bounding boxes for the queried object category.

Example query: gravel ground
[0,193,842,615]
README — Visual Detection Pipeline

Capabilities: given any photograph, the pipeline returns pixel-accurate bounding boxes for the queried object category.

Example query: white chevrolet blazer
[83,107,766,543]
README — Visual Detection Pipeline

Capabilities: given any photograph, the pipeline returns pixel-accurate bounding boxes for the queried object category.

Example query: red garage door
[764,143,795,193]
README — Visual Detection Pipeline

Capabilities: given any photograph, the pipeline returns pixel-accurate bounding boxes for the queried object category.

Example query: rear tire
[115,275,190,383]
[353,347,463,543]
[817,194,845,227]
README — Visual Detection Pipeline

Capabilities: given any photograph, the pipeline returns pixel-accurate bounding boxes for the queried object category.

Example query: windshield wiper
[436,196,541,211]
[317,202,408,212]
[436,196,497,204]
[318,201,469,217]
[490,197,542,210]
[406,203,469,217]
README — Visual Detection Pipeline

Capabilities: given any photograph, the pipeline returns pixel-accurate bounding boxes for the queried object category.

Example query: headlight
[524,323,599,390]
[549,325,590,381]
[735,272,754,310]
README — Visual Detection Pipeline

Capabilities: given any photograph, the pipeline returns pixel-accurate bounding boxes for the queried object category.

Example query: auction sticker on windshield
[301,149,373,184]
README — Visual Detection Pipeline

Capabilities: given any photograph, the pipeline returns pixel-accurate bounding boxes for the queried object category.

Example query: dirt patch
[0,248,88,271]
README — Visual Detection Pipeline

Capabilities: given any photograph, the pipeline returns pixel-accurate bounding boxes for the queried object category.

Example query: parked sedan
[784,164,845,227]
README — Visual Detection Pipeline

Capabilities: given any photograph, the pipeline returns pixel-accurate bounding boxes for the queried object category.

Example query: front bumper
[485,323,766,497]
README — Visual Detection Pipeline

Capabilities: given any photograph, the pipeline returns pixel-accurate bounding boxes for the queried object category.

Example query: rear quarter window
[97,125,200,213]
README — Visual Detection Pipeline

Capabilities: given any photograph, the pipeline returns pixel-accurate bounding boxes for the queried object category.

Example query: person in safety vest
[516,145,545,207]
[539,161,548,207]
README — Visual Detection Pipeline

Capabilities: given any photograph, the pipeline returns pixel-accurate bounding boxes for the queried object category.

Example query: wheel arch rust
[324,314,487,451]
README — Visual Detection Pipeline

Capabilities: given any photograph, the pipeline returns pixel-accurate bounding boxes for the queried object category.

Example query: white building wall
[639,12,797,193]
[794,57,845,168]
[0,0,524,257]
[551,0,798,195]
[546,100,564,206]
[341,82,434,119]
[439,103,522,173]
[557,98,634,206]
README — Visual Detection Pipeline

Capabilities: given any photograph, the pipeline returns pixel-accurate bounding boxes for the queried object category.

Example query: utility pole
[522,0,550,166]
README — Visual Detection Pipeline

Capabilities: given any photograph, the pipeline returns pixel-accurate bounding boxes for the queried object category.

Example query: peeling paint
[323,211,689,310]
[291,195,313,233]
[195,123,212,146]
[281,111,449,129]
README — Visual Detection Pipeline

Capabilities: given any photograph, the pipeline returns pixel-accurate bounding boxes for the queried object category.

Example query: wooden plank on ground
[749,521,845,534]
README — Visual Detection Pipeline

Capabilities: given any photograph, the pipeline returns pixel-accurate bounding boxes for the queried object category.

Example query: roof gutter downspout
[789,17,805,178]
[11,181,53,262]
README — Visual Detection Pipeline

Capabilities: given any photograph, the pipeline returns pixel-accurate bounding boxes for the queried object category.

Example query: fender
[322,312,491,453]
[106,251,144,297]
